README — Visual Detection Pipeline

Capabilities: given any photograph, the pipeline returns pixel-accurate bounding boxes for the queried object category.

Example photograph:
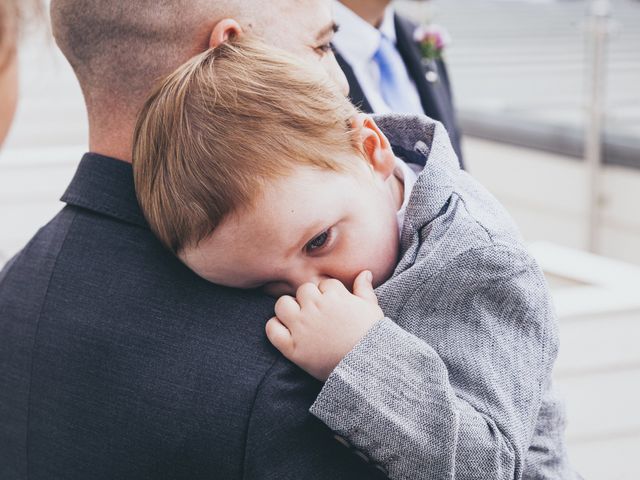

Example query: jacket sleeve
[242,355,390,480]
[309,245,559,480]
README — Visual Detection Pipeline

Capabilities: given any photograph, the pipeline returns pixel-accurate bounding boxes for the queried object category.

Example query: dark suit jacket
[0,153,387,479]
[335,14,464,166]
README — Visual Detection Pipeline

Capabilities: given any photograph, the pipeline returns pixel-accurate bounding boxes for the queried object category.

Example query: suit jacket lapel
[394,15,448,124]
[334,50,374,114]
[393,14,464,164]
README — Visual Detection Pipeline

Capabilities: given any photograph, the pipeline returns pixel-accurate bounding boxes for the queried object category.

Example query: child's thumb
[352,270,378,305]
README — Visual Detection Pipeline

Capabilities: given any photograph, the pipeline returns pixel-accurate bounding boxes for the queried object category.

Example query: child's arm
[267,246,558,480]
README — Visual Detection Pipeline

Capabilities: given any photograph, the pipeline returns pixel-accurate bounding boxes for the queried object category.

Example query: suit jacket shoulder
[0,154,385,479]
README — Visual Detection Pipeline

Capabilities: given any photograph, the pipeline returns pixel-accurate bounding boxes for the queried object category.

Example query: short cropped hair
[50,0,239,106]
[132,36,362,254]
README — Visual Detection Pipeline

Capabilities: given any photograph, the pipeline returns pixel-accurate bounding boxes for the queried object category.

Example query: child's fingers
[274,295,300,326]
[265,317,294,356]
[317,278,347,294]
[295,282,321,308]
[352,270,378,305]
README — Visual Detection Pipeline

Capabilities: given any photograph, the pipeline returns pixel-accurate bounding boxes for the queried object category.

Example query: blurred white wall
[465,138,640,265]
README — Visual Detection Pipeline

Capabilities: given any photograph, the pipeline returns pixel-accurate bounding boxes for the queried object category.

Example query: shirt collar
[332,1,397,65]
[61,152,148,228]
[379,5,397,43]
[394,156,420,238]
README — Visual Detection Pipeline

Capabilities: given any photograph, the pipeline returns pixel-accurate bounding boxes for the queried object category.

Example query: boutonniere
[413,24,451,83]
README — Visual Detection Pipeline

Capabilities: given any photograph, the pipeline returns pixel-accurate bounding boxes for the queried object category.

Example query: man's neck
[339,0,391,28]
[87,114,136,163]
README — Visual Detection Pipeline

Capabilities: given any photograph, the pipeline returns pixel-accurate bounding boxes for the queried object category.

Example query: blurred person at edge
[333,0,464,165]
[0,0,20,146]
[0,0,389,479]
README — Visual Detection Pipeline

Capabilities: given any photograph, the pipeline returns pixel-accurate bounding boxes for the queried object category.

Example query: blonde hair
[133,36,362,254]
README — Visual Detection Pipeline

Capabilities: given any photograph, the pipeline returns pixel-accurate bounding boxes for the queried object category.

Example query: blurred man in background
[333,0,464,165]
[0,1,386,478]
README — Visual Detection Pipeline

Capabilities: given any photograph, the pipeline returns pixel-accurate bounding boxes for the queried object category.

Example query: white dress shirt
[332,1,425,115]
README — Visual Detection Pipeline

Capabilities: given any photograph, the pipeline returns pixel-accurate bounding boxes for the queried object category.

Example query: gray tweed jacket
[309,115,577,479]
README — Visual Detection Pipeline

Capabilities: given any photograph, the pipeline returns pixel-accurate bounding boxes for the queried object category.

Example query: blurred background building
[1,0,639,477]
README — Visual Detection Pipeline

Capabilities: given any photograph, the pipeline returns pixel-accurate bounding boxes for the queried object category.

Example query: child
[132,37,575,479]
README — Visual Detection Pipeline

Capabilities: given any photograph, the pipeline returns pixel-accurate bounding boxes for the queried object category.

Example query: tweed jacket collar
[374,114,461,263]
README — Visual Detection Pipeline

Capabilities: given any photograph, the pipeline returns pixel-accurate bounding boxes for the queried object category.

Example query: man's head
[133,37,401,296]
[50,0,348,160]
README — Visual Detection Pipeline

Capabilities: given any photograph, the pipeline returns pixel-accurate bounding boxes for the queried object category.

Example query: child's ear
[351,114,396,180]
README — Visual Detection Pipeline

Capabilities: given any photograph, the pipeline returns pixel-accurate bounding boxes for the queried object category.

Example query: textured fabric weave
[310,114,577,480]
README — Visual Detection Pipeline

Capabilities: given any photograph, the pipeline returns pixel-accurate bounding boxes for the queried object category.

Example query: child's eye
[305,228,333,253]
[314,23,339,56]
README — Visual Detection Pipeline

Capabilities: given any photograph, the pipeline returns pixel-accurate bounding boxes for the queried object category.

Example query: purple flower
[414,24,451,61]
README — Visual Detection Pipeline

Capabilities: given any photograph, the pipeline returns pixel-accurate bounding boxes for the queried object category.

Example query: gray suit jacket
[310,115,577,479]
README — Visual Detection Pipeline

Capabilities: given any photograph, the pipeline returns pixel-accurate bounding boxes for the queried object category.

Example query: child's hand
[265,270,384,381]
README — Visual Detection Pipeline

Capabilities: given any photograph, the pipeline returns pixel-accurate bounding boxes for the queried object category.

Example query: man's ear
[209,19,243,48]
[352,114,395,180]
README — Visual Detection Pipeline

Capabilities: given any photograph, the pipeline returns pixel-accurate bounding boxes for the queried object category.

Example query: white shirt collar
[379,5,397,44]
[332,2,397,67]
[393,156,421,237]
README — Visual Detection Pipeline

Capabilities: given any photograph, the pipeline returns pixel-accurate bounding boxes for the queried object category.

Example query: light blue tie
[373,35,420,114]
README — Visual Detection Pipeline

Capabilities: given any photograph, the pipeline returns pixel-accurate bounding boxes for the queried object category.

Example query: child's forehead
[271,162,367,191]
[265,166,366,204]
[227,168,359,231]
